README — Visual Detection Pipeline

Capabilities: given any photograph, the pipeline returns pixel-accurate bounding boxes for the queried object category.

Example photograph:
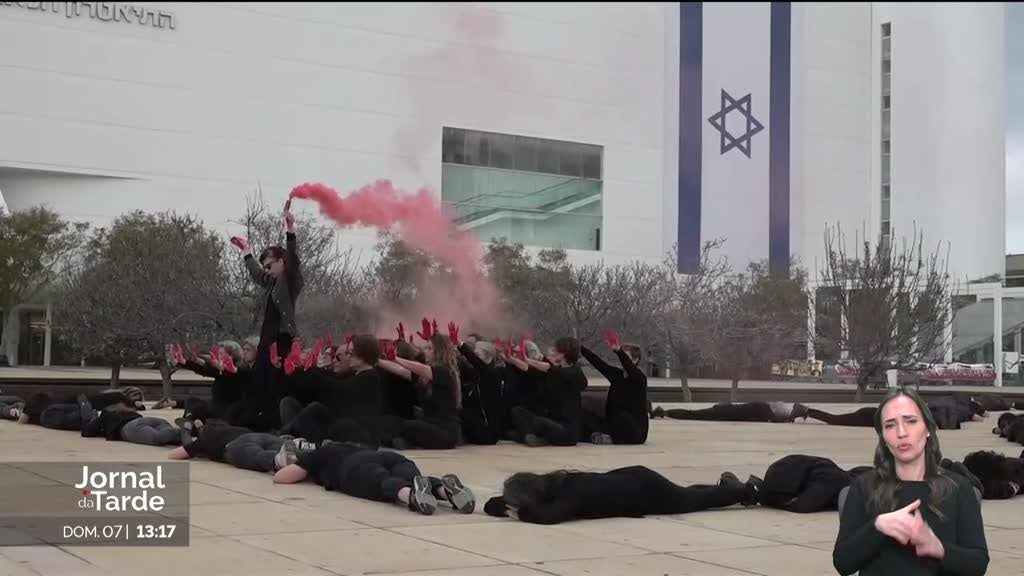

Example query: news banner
[0,462,189,546]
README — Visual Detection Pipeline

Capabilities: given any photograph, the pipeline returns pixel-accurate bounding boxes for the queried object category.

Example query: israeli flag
[678,2,791,273]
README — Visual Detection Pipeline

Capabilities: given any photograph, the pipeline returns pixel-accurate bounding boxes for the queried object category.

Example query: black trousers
[584,410,647,444]
[616,466,747,515]
[40,404,81,431]
[224,433,283,472]
[400,418,459,449]
[664,403,777,423]
[462,409,500,445]
[226,399,275,433]
[806,407,875,427]
[340,451,425,502]
[280,398,332,444]
[183,397,231,423]
[511,406,578,446]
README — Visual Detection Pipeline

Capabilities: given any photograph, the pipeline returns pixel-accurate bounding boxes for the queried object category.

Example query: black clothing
[182,361,244,420]
[392,367,460,449]
[245,231,303,339]
[81,410,143,441]
[664,402,788,423]
[580,347,648,444]
[807,407,876,427]
[298,443,420,503]
[511,406,578,446]
[759,455,851,513]
[492,466,749,525]
[502,365,546,415]
[379,367,417,420]
[834,471,989,576]
[183,425,251,462]
[40,404,81,430]
[458,343,505,445]
[326,369,383,442]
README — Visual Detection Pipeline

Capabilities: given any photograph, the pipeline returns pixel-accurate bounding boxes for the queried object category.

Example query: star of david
[707,89,764,158]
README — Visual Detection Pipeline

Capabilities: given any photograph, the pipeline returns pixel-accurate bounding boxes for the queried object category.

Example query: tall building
[0,2,1007,366]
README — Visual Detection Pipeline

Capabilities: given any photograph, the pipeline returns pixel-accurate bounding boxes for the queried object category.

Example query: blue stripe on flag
[678,2,703,273]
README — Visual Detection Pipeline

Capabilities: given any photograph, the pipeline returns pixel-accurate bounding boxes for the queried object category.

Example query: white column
[806,290,816,360]
[43,302,52,367]
[994,285,1003,387]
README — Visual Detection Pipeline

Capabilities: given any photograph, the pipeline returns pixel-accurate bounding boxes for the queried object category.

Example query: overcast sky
[1007,3,1023,253]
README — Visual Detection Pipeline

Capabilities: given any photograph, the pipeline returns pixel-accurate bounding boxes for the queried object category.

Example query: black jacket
[244,232,303,337]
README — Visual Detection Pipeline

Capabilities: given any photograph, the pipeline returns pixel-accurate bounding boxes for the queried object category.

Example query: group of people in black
[2,203,1022,565]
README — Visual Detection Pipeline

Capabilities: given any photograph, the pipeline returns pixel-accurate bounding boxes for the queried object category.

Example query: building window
[880,22,892,242]
[441,127,603,251]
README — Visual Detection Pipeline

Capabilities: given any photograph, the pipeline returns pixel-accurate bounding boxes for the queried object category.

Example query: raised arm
[614,349,644,380]
[232,236,275,289]
[376,359,413,382]
[459,343,488,372]
[580,345,620,382]
[525,357,551,372]
[284,201,303,295]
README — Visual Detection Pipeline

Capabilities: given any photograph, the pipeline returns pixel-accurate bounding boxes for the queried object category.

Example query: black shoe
[651,406,666,419]
[77,394,96,426]
[746,475,763,505]
[590,432,614,445]
[440,474,475,514]
[409,476,437,515]
[720,472,756,506]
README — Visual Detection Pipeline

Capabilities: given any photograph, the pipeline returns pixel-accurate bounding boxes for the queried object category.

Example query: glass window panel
[515,137,538,172]
[582,145,602,179]
[442,127,466,164]
[537,139,560,174]
[489,133,514,169]
[559,143,582,177]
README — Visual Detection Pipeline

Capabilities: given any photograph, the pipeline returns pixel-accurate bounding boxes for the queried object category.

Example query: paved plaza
[0,403,1022,576]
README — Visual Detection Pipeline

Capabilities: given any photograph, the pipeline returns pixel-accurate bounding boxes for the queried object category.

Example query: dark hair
[554,336,580,364]
[259,246,286,264]
[868,388,956,518]
[395,339,424,363]
[621,344,642,363]
[350,334,380,366]
[502,470,577,510]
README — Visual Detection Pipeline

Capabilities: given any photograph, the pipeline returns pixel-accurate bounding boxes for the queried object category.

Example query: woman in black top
[484,465,756,525]
[506,337,588,447]
[377,334,461,449]
[458,340,505,445]
[280,335,383,446]
[579,330,648,445]
[833,388,988,576]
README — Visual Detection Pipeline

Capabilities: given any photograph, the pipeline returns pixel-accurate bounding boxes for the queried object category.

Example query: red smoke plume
[289,180,497,326]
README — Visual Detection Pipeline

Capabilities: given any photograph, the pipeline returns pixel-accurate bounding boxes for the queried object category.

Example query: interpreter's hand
[284,200,295,233]
[874,499,923,546]
[911,519,945,559]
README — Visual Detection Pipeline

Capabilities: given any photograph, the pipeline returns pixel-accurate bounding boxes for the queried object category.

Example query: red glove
[517,339,527,361]
[270,342,281,368]
[606,328,620,350]
[448,321,459,344]
[189,342,200,361]
[384,339,397,361]
[416,318,432,341]
[431,318,439,337]
[220,350,237,374]
[283,355,297,375]
[397,322,406,342]
[209,345,221,371]
[303,347,317,370]
[492,338,505,353]
[230,236,249,251]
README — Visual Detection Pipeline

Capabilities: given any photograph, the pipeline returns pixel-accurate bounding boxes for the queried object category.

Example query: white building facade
[0,2,1007,366]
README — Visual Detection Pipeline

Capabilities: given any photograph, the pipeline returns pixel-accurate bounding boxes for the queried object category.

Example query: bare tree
[55,212,233,401]
[661,240,730,401]
[0,207,87,365]
[714,261,810,402]
[818,224,954,401]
